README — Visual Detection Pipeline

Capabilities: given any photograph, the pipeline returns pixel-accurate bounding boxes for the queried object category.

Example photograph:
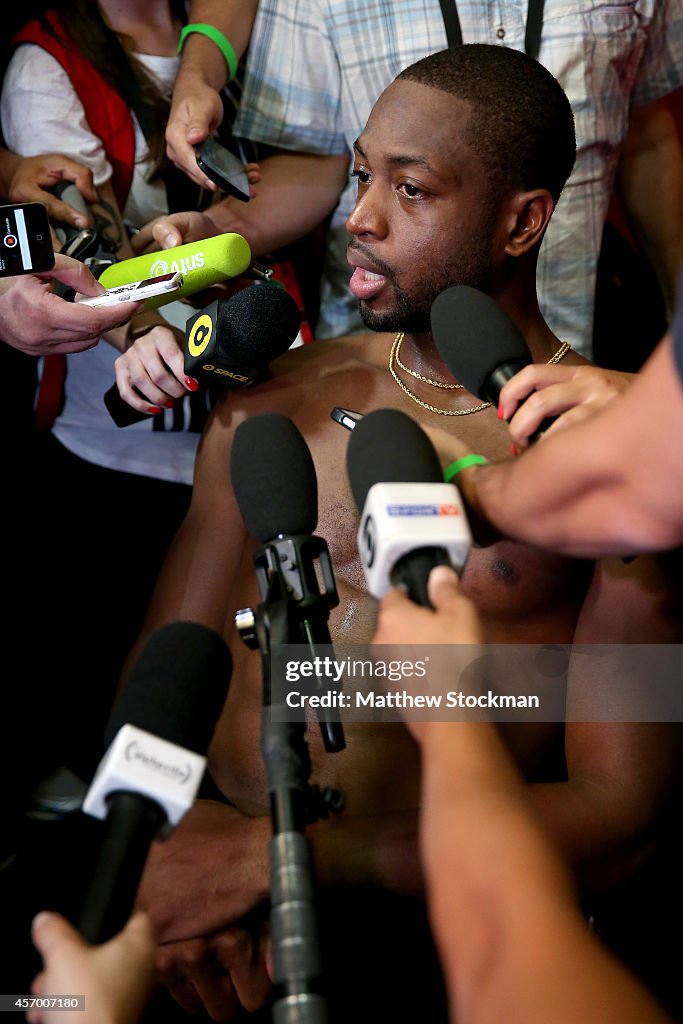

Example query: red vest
[13,11,135,210]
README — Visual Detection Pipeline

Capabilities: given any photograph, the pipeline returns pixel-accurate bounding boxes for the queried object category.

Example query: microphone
[231,413,345,753]
[98,232,252,310]
[430,284,555,443]
[77,620,232,944]
[104,282,302,426]
[183,283,302,387]
[346,408,471,606]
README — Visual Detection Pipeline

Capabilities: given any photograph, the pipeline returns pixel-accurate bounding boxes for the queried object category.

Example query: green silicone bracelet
[443,454,488,482]
[178,24,238,82]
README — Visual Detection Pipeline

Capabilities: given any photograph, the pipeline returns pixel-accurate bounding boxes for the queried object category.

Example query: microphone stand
[237,535,346,1024]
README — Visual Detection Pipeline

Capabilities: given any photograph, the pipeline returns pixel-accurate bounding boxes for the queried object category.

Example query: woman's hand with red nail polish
[113,322,190,418]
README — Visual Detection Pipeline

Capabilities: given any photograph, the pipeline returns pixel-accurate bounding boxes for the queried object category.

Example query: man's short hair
[397,44,576,203]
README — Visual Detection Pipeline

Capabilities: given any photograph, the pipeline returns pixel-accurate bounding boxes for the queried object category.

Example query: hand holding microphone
[430,284,559,444]
[498,362,635,451]
[104,282,302,426]
[346,408,472,607]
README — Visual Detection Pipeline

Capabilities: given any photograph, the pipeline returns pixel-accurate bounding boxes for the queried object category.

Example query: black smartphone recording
[196,137,251,203]
[330,407,365,431]
[0,202,55,276]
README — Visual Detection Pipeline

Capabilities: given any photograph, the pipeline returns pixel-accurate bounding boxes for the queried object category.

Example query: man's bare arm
[616,95,683,316]
[528,553,683,891]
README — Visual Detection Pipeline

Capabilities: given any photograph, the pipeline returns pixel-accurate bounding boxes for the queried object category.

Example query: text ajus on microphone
[98,232,252,310]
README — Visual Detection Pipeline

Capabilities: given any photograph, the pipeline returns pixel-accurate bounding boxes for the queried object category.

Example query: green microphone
[99,232,252,310]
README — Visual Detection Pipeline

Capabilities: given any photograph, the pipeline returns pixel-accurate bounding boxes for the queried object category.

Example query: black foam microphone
[78,621,232,944]
[430,284,555,443]
[104,282,302,426]
[231,413,345,753]
[347,408,471,607]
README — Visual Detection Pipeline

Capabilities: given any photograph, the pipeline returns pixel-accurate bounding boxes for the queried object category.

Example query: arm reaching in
[456,335,683,557]
[131,151,349,259]
[0,254,141,355]
[499,362,634,451]
[374,567,673,1024]
[167,0,259,186]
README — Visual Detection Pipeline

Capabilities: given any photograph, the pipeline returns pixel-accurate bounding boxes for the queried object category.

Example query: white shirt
[2,45,202,485]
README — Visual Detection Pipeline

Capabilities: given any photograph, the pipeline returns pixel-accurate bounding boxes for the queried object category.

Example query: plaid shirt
[235,0,683,353]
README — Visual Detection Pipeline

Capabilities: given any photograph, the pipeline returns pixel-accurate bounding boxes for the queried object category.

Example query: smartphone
[330,407,365,431]
[196,137,251,203]
[0,202,55,276]
[77,271,183,308]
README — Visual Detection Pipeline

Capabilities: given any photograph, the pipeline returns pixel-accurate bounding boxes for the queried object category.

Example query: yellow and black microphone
[183,283,300,387]
[104,283,302,426]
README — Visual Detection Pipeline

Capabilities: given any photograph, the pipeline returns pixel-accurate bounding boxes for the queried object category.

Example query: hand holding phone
[196,137,251,203]
[77,271,183,308]
[0,202,55,276]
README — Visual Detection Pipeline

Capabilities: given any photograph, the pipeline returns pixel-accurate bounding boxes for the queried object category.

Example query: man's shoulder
[209,333,381,421]
[269,332,381,378]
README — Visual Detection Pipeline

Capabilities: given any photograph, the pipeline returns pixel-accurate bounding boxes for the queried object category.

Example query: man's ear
[503,189,555,256]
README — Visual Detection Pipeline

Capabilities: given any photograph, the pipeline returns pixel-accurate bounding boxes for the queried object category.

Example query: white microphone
[346,409,471,606]
[77,620,231,943]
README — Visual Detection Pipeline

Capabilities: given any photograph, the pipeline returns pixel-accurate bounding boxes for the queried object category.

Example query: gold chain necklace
[389,332,572,417]
[394,333,463,389]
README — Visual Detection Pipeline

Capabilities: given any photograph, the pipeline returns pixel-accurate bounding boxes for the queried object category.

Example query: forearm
[417,726,579,1019]
[182,0,258,84]
[417,725,671,1024]
[459,340,683,556]
[460,450,626,555]
[205,152,349,257]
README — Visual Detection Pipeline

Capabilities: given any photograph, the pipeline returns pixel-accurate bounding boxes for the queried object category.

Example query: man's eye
[399,183,424,199]
[352,168,372,185]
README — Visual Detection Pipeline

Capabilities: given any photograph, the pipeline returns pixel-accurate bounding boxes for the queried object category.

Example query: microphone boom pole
[232,413,347,1024]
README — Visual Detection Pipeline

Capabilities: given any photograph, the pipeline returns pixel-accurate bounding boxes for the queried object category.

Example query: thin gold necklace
[394,333,463,389]
[389,333,572,416]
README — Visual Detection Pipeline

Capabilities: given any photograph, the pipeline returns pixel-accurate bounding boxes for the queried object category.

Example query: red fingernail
[164,399,175,409]
[511,443,519,457]
[497,403,504,420]
[185,377,200,392]
[147,406,162,415]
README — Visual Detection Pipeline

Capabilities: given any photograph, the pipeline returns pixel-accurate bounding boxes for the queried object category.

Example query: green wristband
[178,24,238,82]
[443,454,488,482]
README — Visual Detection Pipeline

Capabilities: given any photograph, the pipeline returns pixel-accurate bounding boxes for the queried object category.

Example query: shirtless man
[128,45,683,1020]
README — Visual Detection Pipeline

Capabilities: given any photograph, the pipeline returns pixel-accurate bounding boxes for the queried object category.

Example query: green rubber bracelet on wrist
[443,454,488,482]
[178,24,238,82]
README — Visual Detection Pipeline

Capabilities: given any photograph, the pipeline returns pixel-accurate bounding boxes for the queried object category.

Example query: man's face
[346,79,501,334]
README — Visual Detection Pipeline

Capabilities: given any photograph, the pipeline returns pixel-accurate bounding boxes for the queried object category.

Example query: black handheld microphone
[77,621,232,944]
[231,413,345,753]
[347,408,471,607]
[430,284,556,443]
[104,282,302,426]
